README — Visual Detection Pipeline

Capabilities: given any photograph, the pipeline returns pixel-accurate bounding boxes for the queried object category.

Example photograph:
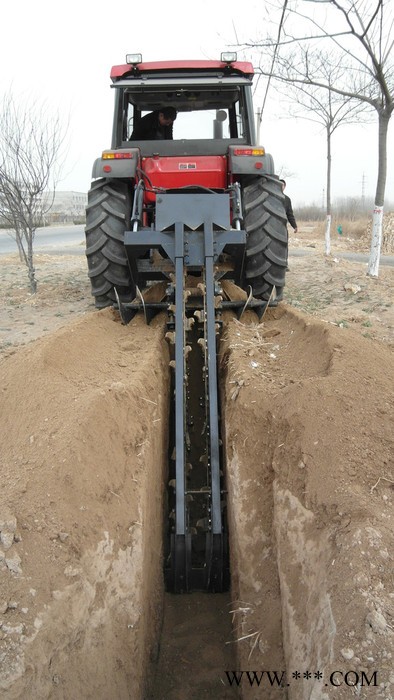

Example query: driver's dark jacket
[131,111,173,140]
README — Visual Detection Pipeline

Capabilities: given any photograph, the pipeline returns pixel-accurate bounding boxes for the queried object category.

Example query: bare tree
[0,92,66,292]
[246,0,394,276]
[263,50,371,254]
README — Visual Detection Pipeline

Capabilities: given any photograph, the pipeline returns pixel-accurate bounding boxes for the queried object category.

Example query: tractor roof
[110,60,255,83]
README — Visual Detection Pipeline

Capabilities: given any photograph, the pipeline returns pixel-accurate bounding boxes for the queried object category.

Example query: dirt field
[0,224,393,356]
[0,224,393,699]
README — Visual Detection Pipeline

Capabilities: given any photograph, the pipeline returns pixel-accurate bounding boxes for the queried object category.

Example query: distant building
[44,191,87,223]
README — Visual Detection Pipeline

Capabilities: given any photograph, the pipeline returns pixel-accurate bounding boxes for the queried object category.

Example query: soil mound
[221,307,393,698]
[0,310,169,699]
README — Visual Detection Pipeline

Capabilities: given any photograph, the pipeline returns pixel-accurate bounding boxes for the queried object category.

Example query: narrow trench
[148,592,238,700]
[147,316,286,699]
[148,316,239,698]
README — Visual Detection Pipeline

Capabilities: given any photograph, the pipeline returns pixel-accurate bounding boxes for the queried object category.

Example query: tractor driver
[131,106,177,140]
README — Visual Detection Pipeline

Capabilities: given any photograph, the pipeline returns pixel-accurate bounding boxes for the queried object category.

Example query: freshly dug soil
[0,224,393,698]
[0,311,170,699]
[220,307,393,699]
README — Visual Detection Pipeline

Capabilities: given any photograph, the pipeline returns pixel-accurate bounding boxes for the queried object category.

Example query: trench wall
[220,308,393,699]
[0,311,170,699]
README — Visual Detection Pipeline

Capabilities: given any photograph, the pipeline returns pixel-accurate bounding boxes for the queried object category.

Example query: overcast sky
[1,0,392,207]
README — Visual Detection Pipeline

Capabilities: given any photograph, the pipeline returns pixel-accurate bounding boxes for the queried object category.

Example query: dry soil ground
[0,224,393,700]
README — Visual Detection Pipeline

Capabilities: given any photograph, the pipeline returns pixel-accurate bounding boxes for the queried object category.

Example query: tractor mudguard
[228,146,274,176]
[92,148,139,180]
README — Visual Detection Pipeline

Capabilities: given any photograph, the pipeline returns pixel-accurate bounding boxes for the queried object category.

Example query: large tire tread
[242,177,288,300]
[85,179,134,308]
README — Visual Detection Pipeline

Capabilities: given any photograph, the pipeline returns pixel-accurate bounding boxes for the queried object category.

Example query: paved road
[1,226,393,266]
[289,248,394,266]
[334,251,394,266]
[0,225,85,256]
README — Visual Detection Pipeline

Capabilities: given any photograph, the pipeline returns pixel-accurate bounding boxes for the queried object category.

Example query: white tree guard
[368,206,384,277]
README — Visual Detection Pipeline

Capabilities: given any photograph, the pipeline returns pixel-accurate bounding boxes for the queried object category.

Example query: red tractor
[85,54,288,593]
[85,53,287,310]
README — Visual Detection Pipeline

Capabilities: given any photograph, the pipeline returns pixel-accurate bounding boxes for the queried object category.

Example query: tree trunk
[368,112,390,276]
[27,230,37,294]
[15,224,25,262]
[325,126,332,256]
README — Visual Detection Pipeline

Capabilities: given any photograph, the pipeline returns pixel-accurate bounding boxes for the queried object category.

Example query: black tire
[242,176,288,300]
[85,178,134,308]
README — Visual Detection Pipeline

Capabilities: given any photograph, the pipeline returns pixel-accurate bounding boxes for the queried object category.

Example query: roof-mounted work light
[126,53,142,65]
[221,52,237,63]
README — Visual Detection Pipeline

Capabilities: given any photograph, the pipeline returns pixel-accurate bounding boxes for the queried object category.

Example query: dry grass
[311,217,370,240]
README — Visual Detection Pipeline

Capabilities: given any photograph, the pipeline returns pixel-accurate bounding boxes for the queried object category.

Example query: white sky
[1,0,392,208]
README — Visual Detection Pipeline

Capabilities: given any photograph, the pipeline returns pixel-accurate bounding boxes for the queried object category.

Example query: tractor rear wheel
[242,176,288,300]
[85,178,134,308]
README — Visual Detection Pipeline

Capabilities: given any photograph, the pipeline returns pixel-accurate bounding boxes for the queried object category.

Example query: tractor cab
[110,52,257,153]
